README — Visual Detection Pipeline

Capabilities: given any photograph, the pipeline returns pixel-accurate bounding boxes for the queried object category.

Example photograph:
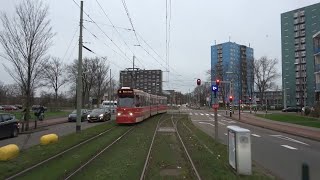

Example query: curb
[226,114,320,142]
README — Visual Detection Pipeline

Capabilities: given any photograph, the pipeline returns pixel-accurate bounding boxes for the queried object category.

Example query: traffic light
[216,79,220,86]
[249,97,252,101]
[229,96,233,102]
[196,79,201,86]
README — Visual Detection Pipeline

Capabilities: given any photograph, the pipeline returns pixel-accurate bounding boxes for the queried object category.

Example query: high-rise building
[281,3,320,107]
[211,42,254,105]
[119,69,162,95]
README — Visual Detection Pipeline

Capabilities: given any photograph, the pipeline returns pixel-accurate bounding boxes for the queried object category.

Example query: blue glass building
[211,42,254,105]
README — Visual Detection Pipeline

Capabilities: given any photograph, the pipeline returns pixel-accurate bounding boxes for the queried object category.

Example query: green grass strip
[256,114,320,128]
[177,114,274,179]
[17,126,130,180]
[8,111,71,121]
[70,114,164,180]
[0,122,116,179]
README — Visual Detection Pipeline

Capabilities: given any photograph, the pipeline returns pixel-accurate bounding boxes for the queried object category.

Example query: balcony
[314,48,320,55]
[315,64,320,72]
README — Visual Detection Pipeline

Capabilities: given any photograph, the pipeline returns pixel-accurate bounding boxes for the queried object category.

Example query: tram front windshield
[118,97,134,107]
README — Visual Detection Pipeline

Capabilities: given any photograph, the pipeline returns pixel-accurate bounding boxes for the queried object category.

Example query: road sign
[212,104,219,109]
[212,85,219,92]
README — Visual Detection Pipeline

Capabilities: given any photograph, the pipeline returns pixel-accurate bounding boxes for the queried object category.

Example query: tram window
[118,97,134,107]
[135,95,141,107]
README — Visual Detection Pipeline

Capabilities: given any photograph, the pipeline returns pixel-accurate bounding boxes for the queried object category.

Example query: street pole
[109,69,112,101]
[214,91,218,140]
[131,56,135,88]
[76,0,83,132]
[239,60,242,120]
[284,78,287,109]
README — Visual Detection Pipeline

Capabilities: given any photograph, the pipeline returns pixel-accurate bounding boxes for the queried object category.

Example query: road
[180,107,320,180]
[0,120,109,149]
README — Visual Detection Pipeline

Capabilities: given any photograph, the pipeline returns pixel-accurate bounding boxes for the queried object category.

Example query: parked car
[14,105,22,109]
[87,108,111,122]
[282,107,301,112]
[101,100,117,114]
[0,113,19,138]
[0,105,3,110]
[68,109,88,122]
[3,105,18,111]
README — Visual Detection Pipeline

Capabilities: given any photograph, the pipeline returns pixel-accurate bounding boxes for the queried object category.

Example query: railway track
[64,127,135,179]
[140,114,201,180]
[6,125,118,180]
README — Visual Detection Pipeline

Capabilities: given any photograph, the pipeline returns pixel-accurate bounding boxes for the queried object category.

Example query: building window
[300,24,305,29]
[301,37,305,44]
[300,30,305,36]
[295,39,299,44]
[301,51,306,57]
[300,17,305,23]
[294,25,299,31]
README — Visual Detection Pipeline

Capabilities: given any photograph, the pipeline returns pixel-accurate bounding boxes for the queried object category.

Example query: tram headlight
[129,112,133,116]
[117,112,121,116]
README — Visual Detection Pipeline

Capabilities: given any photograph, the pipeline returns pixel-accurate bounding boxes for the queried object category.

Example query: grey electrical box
[227,125,252,175]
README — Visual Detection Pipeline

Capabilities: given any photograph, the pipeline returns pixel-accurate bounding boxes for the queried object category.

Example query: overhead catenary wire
[121,0,141,46]
[62,28,78,61]
[71,0,137,68]
[95,0,146,69]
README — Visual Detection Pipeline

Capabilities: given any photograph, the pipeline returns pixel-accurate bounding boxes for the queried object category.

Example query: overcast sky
[0,0,319,94]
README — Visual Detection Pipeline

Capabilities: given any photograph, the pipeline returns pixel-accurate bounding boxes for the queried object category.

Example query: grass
[9,110,71,121]
[177,114,274,179]
[18,126,130,180]
[70,114,162,180]
[145,115,196,179]
[0,121,116,179]
[256,113,320,128]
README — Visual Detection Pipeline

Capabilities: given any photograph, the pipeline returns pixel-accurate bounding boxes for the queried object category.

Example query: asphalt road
[0,120,110,149]
[179,107,320,180]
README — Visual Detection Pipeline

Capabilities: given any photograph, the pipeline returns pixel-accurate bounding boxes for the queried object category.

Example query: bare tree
[92,57,110,105]
[42,57,67,106]
[0,0,54,130]
[254,56,280,104]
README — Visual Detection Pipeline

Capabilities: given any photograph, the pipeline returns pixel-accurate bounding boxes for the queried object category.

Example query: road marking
[205,113,209,116]
[211,114,215,116]
[192,120,214,122]
[281,145,298,150]
[198,122,215,127]
[228,121,236,123]
[218,114,221,117]
[251,134,261,137]
[270,135,309,146]
[200,113,204,116]
[218,122,226,125]
[189,112,192,115]
[195,113,198,115]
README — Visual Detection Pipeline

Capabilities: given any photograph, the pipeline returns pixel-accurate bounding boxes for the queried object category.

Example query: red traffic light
[229,96,233,102]
[216,79,220,86]
[196,79,201,86]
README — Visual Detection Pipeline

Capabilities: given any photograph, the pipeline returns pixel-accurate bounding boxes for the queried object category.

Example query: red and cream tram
[116,87,167,124]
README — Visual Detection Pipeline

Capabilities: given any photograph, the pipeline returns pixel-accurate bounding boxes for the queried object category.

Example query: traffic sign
[212,85,219,92]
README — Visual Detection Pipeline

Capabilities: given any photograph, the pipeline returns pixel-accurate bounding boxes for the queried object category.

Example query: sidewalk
[226,112,320,141]
[20,117,68,132]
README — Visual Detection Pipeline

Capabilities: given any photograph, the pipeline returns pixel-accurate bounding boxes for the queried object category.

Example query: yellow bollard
[0,144,20,161]
[40,134,59,145]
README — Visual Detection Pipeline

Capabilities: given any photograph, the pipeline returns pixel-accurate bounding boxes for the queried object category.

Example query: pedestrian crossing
[189,112,221,117]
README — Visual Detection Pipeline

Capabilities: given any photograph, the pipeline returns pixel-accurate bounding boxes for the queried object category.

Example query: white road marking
[218,122,226,125]
[218,114,221,117]
[200,113,204,116]
[211,114,215,116]
[251,134,261,137]
[192,120,214,122]
[270,135,309,146]
[281,145,298,150]
[205,113,209,116]
[228,121,236,123]
[195,113,198,115]
[198,122,215,127]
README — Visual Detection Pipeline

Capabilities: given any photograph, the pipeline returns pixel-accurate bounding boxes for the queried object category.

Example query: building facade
[211,42,254,105]
[314,32,320,103]
[254,91,283,108]
[119,69,162,95]
[281,3,320,107]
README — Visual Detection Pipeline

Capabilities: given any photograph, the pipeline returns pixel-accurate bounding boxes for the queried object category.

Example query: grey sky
[0,0,319,94]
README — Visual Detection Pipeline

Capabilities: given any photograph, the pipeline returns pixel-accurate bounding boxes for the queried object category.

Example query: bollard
[302,163,309,180]
[0,144,20,161]
[40,134,59,145]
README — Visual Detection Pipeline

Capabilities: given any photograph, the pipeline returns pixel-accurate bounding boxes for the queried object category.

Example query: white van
[101,100,117,114]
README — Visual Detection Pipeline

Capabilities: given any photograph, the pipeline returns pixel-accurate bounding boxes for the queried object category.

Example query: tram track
[140,114,201,179]
[6,125,118,180]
